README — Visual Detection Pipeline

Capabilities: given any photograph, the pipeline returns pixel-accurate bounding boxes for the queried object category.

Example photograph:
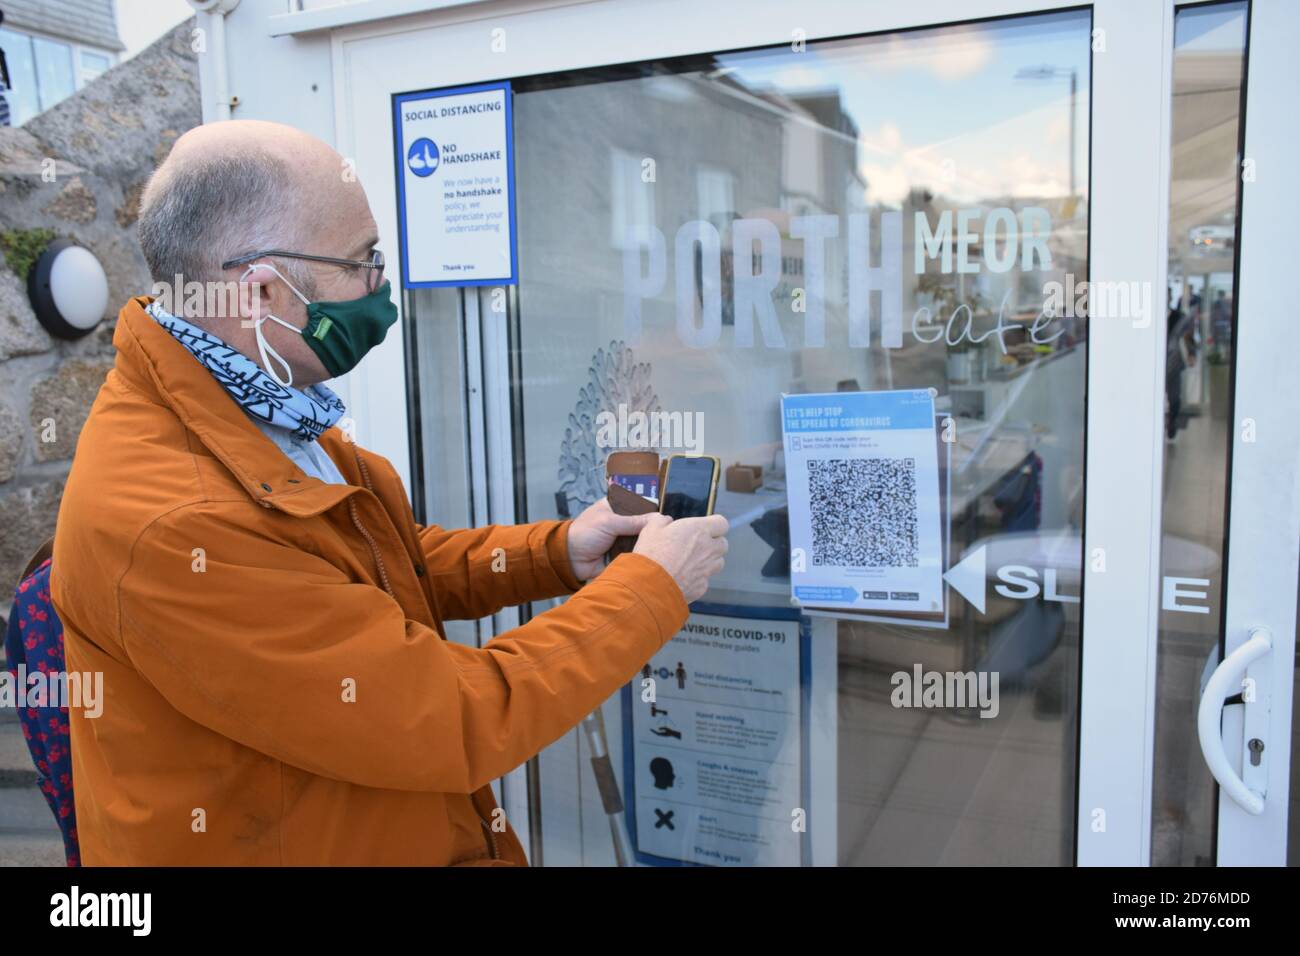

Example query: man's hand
[566,498,662,582]
[633,513,729,603]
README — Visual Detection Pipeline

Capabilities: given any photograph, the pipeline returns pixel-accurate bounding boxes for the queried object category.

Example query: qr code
[807,458,918,568]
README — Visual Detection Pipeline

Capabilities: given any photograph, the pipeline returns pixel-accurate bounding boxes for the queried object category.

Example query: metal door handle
[1197,627,1271,815]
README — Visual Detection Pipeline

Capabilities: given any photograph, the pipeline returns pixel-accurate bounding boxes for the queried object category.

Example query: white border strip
[1216,0,1300,867]
[1075,0,1173,866]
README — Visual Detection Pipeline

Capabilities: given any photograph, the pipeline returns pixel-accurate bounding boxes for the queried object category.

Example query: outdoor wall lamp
[28,238,110,340]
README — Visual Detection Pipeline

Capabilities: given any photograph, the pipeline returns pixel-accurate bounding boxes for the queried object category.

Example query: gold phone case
[659,454,721,516]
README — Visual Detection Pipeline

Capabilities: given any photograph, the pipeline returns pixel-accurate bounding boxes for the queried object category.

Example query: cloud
[854,101,1076,205]
[870,25,997,81]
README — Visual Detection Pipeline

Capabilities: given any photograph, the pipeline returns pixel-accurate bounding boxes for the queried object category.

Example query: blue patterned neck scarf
[146,301,346,442]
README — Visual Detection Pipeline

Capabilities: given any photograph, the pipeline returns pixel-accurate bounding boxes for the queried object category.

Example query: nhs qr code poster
[781,390,944,615]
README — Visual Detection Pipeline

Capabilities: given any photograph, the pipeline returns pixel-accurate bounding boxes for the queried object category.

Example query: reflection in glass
[1150,0,1248,867]
[0,28,40,126]
[80,51,111,84]
[500,9,1091,865]
[407,286,480,648]
[1292,561,1300,865]
[31,36,75,111]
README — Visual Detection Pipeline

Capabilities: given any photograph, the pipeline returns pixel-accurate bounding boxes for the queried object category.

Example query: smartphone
[659,454,721,519]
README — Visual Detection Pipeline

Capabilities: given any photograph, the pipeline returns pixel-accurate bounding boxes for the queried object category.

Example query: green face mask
[300,280,399,379]
[245,263,398,387]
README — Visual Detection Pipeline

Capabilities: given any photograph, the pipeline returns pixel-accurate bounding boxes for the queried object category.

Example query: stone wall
[0,19,200,609]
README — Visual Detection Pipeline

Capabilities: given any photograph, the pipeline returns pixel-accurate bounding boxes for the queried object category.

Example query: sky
[116,0,194,61]
[717,8,1092,208]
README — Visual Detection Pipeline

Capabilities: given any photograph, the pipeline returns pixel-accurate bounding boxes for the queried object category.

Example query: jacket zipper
[347,452,393,597]
[347,498,393,597]
[350,448,499,861]
[479,812,500,860]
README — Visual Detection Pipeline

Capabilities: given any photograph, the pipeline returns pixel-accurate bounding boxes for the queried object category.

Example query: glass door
[507,8,1094,865]
[1182,0,1298,866]
[339,0,1184,866]
[1150,0,1252,868]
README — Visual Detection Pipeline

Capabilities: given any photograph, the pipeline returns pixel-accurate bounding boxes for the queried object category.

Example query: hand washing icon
[407,138,440,177]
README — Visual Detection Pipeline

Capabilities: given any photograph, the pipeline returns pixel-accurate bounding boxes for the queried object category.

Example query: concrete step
[0,777,61,834]
[0,716,62,867]
[0,695,70,870]
[0,713,38,788]
[0,832,67,866]
[0,777,60,832]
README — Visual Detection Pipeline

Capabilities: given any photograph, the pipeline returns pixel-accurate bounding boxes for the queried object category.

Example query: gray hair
[137,148,318,318]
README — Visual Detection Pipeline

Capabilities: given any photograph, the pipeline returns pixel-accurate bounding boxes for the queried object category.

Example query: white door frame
[1073,0,1174,867]
[307,0,1176,865]
[1208,0,1298,867]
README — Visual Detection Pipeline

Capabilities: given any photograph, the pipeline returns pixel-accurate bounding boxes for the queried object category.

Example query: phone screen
[660,457,717,519]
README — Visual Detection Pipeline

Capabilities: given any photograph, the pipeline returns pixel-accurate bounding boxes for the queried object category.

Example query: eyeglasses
[222,248,386,293]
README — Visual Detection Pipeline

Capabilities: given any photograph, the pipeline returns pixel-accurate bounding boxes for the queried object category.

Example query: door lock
[1248,738,1265,767]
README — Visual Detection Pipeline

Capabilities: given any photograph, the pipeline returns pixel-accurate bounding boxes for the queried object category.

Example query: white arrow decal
[943,544,987,614]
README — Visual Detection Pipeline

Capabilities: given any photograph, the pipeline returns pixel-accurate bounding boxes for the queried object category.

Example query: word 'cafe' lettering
[624,207,1063,351]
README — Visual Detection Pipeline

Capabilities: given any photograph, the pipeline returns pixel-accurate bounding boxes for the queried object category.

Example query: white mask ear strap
[241,263,309,388]
[253,313,295,389]
[241,262,311,305]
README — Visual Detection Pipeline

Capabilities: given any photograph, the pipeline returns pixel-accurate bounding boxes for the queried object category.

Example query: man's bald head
[135,120,382,386]
[138,120,369,309]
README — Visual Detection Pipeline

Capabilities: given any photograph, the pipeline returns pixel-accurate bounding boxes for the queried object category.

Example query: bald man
[51,120,728,866]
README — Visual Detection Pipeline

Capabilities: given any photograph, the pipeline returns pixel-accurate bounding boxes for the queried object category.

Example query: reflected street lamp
[1015,65,1079,200]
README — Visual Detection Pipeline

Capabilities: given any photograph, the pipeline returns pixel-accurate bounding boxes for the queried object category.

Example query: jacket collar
[114,296,362,517]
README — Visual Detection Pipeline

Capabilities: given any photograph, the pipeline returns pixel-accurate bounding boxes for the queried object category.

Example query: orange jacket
[51,296,688,865]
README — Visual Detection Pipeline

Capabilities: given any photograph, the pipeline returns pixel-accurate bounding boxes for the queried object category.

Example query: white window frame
[609,146,656,250]
[0,23,117,119]
[696,165,736,230]
[78,48,114,85]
